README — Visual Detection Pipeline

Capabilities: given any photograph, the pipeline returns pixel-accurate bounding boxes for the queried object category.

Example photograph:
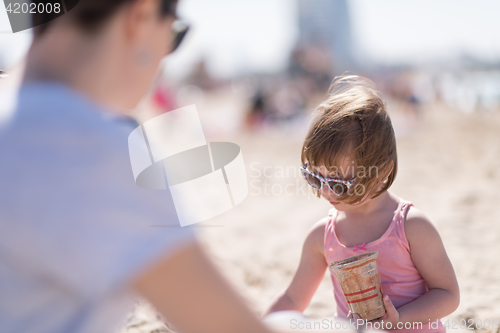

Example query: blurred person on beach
[0,1,309,332]
[264,75,460,331]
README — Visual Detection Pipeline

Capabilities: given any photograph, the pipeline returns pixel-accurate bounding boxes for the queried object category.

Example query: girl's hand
[347,295,399,330]
[371,294,400,330]
[347,310,361,320]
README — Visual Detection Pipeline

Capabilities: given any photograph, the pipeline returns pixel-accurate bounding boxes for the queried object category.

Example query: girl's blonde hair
[300,75,397,204]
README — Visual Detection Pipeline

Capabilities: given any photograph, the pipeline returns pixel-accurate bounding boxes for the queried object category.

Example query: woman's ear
[123,0,159,42]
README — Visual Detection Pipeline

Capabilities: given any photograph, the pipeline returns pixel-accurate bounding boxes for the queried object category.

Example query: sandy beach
[121,93,500,333]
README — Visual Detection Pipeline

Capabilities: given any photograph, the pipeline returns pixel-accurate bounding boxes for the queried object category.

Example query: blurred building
[296,0,355,73]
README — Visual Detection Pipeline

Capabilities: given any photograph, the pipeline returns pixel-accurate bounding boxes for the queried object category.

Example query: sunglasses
[161,0,189,54]
[300,162,356,197]
[170,20,189,54]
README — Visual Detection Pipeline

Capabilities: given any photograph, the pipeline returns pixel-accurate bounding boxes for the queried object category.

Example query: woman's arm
[374,206,460,328]
[263,217,329,316]
[131,239,276,333]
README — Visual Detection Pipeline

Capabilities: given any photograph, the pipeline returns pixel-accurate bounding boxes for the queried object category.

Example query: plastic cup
[330,251,386,321]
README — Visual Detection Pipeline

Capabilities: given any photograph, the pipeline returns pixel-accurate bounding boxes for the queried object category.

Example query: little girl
[265,75,459,331]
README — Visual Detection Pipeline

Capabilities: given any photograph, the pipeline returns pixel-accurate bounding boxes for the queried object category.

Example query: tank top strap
[392,200,414,252]
[397,200,414,224]
[327,207,337,218]
[324,208,340,254]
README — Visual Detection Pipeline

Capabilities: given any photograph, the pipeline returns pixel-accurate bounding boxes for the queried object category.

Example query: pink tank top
[324,199,445,332]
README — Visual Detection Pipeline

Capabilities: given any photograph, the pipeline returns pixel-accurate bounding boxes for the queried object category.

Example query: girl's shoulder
[403,204,442,246]
[303,215,331,256]
[310,215,330,240]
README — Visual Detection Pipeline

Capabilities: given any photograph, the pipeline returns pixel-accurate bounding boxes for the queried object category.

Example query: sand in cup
[330,251,386,321]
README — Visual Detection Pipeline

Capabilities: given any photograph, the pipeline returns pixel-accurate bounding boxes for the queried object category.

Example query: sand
[120,91,500,333]
[3,61,498,333]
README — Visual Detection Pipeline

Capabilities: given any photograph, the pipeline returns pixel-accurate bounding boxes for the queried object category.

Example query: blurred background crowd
[146,0,500,136]
[2,0,500,131]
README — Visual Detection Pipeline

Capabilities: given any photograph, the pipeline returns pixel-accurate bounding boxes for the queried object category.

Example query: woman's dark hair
[33,0,177,37]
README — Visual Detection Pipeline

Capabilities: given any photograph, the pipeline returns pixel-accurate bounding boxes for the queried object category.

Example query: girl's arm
[375,206,460,327]
[263,217,329,316]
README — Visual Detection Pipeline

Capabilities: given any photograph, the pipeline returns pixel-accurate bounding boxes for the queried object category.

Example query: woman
[0,1,278,332]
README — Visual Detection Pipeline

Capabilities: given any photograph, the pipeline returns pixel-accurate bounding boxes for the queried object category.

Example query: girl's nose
[320,185,331,197]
